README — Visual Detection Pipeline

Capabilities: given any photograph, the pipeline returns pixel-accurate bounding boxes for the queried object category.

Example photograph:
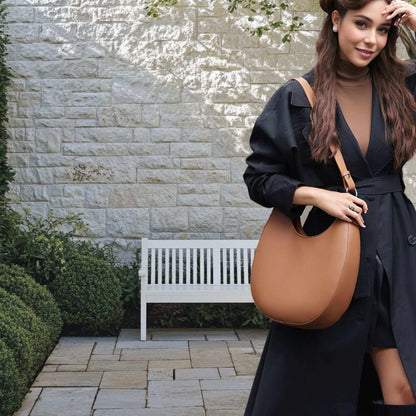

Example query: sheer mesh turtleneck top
[335,58,372,158]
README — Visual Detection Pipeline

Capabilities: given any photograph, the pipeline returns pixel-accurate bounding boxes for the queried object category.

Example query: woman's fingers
[351,196,368,213]
[345,204,366,228]
[344,197,367,228]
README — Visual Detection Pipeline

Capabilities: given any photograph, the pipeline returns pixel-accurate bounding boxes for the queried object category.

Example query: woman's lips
[356,48,374,58]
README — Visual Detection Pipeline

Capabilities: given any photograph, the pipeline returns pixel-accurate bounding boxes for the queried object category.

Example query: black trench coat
[243,62,416,416]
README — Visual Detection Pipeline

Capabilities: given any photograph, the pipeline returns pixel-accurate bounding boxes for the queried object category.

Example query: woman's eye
[378,27,389,34]
[356,21,366,28]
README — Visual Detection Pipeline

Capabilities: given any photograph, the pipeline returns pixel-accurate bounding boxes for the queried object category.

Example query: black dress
[368,252,396,350]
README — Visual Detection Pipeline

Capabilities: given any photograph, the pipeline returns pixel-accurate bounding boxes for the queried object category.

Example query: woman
[243,0,416,415]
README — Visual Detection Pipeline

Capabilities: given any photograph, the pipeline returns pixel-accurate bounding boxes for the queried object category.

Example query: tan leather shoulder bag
[250,76,361,329]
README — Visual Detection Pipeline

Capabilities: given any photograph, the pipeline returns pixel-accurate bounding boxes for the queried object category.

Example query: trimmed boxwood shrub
[0,288,52,370]
[0,314,33,381]
[49,254,124,336]
[0,339,26,416]
[0,263,62,340]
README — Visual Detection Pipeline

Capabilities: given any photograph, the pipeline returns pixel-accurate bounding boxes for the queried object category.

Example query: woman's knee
[370,347,416,405]
[391,381,416,404]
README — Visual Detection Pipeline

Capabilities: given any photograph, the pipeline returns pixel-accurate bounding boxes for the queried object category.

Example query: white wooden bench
[139,238,258,341]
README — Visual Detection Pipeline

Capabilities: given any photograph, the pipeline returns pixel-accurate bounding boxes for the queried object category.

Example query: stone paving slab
[152,331,206,341]
[57,364,88,372]
[116,340,189,349]
[147,380,203,407]
[175,367,220,380]
[200,377,254,390]
[93,389,146,409]
[218,367,236,378]
[13,388,41,416]
[234,328,268,341]
[93,338,117,354]
[30,387,97,416]
[121,347,190,361]
[32,371,102,387]
[94,408,205,416]
[90,353,121,361]
[230,347,261,376]
[15,327,268,416]
[45,344,94,365]
[189,341,233,368]
[206,409,246,416]
[88,360,148,371]
[148,367,173,380]
[100,370,147,388]
[58,337,105,345]
[148,359,191,369]
[202,389,252,409]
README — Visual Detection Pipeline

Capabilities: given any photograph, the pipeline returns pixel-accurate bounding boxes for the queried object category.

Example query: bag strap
[292,76,357,194]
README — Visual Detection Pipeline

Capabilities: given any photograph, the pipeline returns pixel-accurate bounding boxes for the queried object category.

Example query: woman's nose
[364,30,377,45]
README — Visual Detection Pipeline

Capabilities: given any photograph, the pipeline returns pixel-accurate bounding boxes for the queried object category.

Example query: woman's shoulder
[404,59,416,93]
[404,58,416,77]
[261,68,314,114]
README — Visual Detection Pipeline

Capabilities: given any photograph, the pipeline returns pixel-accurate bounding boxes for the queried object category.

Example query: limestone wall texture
[3,0,416,262]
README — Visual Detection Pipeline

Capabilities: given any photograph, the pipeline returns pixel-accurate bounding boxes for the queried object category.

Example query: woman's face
[332,0,392,67]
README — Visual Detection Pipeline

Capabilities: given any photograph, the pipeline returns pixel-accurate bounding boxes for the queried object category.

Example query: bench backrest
[141,239,258,286]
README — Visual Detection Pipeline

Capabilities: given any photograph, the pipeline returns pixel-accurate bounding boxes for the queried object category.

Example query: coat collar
[289,68,315,107]
[294,69,394,178]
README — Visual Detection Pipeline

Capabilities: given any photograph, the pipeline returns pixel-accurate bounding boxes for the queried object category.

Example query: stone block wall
[3,0,415,262]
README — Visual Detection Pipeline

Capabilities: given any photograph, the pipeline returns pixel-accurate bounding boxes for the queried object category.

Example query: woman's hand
[313,189,368,229]
[382,0,416,31]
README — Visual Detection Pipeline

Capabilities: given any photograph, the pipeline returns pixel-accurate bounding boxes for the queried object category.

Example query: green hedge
[0,339,25,416]
[0,288,52,370]
[49,254,124,336]
[0,313,33,382]
[0,263,62,339]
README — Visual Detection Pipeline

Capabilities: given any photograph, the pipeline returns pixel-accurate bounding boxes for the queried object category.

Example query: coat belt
[325,174,404,196]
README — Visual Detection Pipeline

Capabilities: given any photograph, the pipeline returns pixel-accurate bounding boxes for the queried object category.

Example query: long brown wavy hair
[311,0,416,170]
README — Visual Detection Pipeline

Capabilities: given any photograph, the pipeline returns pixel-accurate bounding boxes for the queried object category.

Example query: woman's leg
[371,347,416,405]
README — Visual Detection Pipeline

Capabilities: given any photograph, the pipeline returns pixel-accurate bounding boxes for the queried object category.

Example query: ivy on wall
[0,0,13,202]
[146,0,416,55]
[145,0,303,41]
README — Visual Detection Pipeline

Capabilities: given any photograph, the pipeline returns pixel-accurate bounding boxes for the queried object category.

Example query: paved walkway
[14,327,268,416]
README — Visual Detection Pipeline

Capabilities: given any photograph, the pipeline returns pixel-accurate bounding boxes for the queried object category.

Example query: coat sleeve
[243,82,307,220]
[405,58,416,95]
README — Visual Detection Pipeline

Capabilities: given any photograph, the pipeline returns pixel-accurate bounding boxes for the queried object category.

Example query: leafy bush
[0,0,14,202]
[150,302,271,329]
[0,288,52,370]
[49,254,124,336]
[0,313,33,381]
[0,339,25,416]
[0,263,63,339]
[1,209,89,285]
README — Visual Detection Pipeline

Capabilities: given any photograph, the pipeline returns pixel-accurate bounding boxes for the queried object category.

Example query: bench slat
[207,248,211,284]
[237,248,241,284]
[179,248,183,285]
[151,248,155,285]
[172,248,176,285]
[243,248,249,285]
[186,248,190,285]
[221,248,226,285]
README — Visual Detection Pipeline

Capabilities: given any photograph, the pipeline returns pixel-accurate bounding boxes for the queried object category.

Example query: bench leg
[140,299,147,341]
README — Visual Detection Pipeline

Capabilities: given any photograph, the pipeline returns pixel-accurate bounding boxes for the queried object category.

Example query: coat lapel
[291,71,394,178]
